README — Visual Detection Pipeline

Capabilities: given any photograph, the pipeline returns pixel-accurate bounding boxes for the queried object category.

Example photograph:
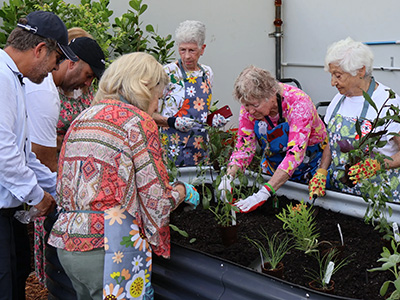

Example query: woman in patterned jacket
[48,52,199,300]
[218,65,327,213]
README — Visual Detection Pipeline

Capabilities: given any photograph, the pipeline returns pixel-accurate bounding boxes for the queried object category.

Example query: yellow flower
[188,77,197,84]
[110,272,121,279]
[105,206,126,225]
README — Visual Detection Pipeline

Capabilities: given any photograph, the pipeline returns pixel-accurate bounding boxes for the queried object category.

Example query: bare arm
[152,113,169,128]
[384,135,400,169]
[318,143,332,170]
[31,142,58,173]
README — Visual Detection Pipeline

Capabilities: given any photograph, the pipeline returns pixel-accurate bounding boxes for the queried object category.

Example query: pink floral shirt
[229,84,327,177]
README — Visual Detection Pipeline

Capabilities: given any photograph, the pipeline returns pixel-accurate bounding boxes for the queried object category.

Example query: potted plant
[245,229,293,279]
[306,247,353,294]
[276,201,320,254]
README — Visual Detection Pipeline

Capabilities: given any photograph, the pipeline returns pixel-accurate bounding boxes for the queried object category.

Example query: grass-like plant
[245,228,293,270]
[276,201,320,253]
[306,248,353,290]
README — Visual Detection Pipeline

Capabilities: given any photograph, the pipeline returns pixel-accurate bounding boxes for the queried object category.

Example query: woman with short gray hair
[154,20,229,166]
[309,37,400,201]
[219,65,327,213]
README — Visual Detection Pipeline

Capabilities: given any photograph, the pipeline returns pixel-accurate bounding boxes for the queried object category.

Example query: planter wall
[152,167,400,300]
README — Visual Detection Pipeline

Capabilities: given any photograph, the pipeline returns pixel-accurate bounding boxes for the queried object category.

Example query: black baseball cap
[18,11,78,62]
[69,37,106,79]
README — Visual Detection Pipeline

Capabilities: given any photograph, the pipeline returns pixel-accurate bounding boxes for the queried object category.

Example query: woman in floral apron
[309,37,400,202]
[48,53,199,300]
[153,20,229,166]
[218,65,327,213]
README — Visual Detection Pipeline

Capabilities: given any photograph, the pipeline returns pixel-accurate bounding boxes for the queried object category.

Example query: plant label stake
[393,222,400,243]
[324,261,335,284]
[272,195,279,209]
[337,224,344,246]
[258,248,264,271]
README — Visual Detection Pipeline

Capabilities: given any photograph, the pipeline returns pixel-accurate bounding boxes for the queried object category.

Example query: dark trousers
[0,207,31,300]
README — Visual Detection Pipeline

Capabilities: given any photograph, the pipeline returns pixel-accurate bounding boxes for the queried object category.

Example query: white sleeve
[25,78,60,147]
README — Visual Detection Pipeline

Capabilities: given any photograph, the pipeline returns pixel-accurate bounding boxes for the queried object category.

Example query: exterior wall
[66,0,400,127]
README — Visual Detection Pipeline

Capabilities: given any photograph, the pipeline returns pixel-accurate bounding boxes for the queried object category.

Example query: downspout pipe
[270,0,283,80]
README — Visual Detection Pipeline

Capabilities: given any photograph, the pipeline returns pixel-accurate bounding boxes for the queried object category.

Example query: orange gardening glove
[308,168,327,200]
[348,158,380,184]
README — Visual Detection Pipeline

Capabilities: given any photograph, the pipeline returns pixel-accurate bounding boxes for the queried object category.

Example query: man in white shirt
[0,11,77,299]
[25,37,105,172]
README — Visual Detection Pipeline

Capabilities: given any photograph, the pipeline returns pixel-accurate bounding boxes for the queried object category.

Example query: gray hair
[233,65,280,103]
[175,20,206,48]
[324,37,374,77]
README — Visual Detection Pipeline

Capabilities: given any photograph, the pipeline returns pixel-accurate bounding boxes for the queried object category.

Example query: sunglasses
[55,49,66,65]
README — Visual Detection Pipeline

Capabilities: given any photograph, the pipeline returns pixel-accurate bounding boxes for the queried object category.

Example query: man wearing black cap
[0,11,77,300]
[25,36,106,172]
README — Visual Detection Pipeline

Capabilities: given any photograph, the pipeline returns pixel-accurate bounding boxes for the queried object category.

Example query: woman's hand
[348,158,380,184]
[234,186,271,213]
[308,168,328,200]
[168,116,196,132]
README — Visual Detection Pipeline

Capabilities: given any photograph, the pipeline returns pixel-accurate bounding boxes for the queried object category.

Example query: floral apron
[103,206,154,300]
[254,94,322,183]
[161,60,211,166]
[327,78,400,200]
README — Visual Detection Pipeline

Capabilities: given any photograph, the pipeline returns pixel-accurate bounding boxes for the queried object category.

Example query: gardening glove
[167,116,196,132]
[348,158,380,184]
[308,168,327,200]
[217,174,233,201]
[234,186,271,213]
[212,113,230,128]
[182,182,200,209]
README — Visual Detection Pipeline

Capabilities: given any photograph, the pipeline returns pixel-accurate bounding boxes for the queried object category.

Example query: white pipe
[176,166,400,223]
[281,61,400,72]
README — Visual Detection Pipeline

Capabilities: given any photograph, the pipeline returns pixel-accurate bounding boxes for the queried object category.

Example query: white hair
[324,37,374,77]
[175,20,206,48]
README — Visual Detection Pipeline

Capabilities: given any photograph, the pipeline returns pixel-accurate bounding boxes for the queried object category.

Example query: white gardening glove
[234,186,271,213]
[167,116,196,132]
[212,113,230,128]
[217,175,233,201]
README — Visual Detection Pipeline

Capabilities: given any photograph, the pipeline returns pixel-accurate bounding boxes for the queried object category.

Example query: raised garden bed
[153,167,400,300]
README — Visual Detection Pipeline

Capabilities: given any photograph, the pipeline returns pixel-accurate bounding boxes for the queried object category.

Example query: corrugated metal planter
[151,167,400,300]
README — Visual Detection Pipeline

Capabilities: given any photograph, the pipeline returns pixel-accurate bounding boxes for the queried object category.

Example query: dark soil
[170,195,394,300]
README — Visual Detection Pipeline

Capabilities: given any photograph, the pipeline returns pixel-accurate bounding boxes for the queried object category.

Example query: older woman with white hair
[48,52,199,299]
[153,20,229,166]
[219,65,327,213]
[309,37,400,200]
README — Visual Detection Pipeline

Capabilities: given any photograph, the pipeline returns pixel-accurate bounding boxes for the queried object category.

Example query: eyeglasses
[55,49,66,65]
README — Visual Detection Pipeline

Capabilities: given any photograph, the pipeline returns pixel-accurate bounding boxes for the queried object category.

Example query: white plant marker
[393,222,400,243]
[231,209,236,226]
[337,224,344,246]
[324,261,335,284]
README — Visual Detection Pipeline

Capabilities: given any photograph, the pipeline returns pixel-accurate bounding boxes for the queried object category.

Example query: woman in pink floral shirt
[219,65,327,213]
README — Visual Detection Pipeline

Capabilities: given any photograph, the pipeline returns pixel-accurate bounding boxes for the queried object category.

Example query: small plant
[276,201,320,253]
[369,239,400,299]
[245,229,293,270]
[306,248,353,291]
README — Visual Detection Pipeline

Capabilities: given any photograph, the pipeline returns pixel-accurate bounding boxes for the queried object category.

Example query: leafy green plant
[0,0,175,64]
[337,90,400,234]
[305,248,353,290]
[169,224,196,244]
[245,229,293,270]
[276,201,320,253]
[369,239,400,299]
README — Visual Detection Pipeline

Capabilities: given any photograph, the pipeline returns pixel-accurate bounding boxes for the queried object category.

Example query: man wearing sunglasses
[25,37,105,173]
[0,10,77,300]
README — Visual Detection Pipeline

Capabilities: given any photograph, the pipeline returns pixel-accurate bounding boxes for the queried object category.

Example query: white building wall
[67,0,400,127]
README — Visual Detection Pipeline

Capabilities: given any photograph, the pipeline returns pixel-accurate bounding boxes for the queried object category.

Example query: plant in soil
[245,229,293,271]
[369,238,400,299]
[305,246,354,292]
[276,201,320,253]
